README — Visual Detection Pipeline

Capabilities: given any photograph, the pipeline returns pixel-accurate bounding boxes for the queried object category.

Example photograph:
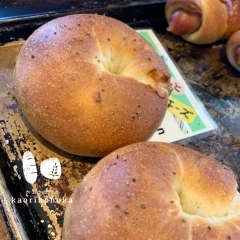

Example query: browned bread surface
[165,0,240,44]
[226,30,240,72]
[62,142,240,239]
[14,14,171,157]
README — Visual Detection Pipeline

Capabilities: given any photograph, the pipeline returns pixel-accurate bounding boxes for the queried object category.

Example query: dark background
[0,0,167,45]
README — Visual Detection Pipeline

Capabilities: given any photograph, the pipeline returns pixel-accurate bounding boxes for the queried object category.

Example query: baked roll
[226,30,240,72]
[14,14,171,157]
[62,142,240,239]
[165,0,240,44]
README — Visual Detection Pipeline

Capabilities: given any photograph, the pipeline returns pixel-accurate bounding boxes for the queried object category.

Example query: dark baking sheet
[0,0,164,22]
[1,1,240,240]
[0,1,166,28]
[0,0,167,46]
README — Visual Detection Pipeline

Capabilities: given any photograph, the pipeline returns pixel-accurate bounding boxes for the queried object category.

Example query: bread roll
[13,14,171,157]
[165,0,240,44]
[226,30,240,72]
[62,142,240,240]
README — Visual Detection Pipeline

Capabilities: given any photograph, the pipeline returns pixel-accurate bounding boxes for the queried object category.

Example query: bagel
[62,142,240,240]
[13,14,171,157]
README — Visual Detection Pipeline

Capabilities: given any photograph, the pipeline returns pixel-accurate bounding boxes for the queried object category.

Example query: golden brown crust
[165,0,240,44]
[223,0,240,38]
[226,30,240,71]
[13,14,171,157]
[62,142,240,240]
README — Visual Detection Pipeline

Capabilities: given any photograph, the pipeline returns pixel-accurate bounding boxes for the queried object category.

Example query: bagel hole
[96,56,163,90]
[96,51,169,97]
[177,187,229,218]
[98,54,130,75]
[95,44,132,75]
[177,186,206,217]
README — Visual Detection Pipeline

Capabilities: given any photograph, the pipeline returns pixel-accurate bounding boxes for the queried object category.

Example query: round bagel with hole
[14,14,171,157]
[62,141,240,239]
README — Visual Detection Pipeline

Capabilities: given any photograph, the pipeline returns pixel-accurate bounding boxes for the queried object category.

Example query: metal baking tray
[2,1,240,239]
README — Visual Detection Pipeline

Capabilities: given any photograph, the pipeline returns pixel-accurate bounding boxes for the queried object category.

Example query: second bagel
[62,142,240,239]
